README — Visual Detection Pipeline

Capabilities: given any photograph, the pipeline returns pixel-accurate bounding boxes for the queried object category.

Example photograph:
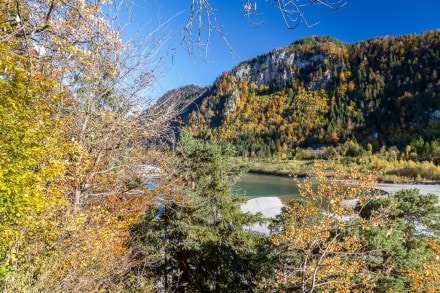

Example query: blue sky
[131,1,440,98]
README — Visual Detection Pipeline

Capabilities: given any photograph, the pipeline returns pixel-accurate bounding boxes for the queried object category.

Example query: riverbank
[378,183,440,196]
[240,197,283,235]
[234,157,440,184]
[234,157,312,177]
[241,183,440,235]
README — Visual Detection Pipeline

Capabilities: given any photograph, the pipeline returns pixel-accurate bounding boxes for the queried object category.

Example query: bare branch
[182,0,235,58]
[264,0,347,29]
[182,0,347,58]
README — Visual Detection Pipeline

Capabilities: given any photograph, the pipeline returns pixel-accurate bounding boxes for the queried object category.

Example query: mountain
[162,32,440,157]
[156,84,210,117]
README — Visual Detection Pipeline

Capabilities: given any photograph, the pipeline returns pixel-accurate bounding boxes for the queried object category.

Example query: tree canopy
[1,1,439,292]
[130,131,274,292]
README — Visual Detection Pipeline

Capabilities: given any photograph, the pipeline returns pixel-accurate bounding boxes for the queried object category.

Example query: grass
[233,156,440,184]
[233,157,314,177]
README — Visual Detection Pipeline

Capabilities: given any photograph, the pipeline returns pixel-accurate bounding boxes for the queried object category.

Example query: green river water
[234,173,302,202]
[234,173,440,201]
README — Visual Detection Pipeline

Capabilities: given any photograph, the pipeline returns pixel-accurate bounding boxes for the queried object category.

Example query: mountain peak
[167,31,440,157]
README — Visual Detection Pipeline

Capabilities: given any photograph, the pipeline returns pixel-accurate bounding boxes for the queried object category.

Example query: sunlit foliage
[183,32,440,157]
[130,131,274,292]
[270,162,440,292]
[1,0,168,290]
[0,21,69,287]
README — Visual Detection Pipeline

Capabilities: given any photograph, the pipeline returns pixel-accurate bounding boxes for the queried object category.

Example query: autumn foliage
[270,162,440,292]
[1,0,164,290]
[1,1,440,292]
[183,33,440,158]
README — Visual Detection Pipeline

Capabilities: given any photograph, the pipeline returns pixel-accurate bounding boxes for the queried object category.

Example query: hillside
[163,32,440,158]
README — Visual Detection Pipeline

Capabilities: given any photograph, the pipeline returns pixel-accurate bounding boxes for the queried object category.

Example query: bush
[294,148,316,160]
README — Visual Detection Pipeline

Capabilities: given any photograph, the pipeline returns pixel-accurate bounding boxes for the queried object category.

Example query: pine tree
[130,131,274,292]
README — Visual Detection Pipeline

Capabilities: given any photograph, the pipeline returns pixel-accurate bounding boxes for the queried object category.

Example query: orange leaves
[406,260,440,292]
[290,88,330,142]
[44,190,153,289]
[1,1,163,288]
[217,72,235,95]
[187,80,333,157]
[297,161,378,217]
[272,160,440,291]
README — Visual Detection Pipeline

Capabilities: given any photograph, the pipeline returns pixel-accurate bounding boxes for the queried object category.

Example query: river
[149,171,440,198]
[236,173,440,234]
[235,173,440,198]
[233,173,301,203]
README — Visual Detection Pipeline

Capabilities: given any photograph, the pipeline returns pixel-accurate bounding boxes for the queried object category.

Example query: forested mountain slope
[164,31,440,157]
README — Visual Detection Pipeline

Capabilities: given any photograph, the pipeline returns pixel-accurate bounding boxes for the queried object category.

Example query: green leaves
[355,189,440,291]
[272,163,440,292]
[182,31,440,157]
[130,131,274,291]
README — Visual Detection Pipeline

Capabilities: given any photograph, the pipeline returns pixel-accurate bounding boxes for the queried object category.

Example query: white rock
[241,197,284,235]
[378,183,440,196]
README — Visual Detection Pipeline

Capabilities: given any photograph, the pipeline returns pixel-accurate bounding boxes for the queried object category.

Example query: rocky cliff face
[233,50,331,89]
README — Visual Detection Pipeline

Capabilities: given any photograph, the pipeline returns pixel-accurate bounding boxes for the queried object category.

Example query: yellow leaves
[1,0,159,289]
[272,161,381,291]
[348,81,356,91]
[0,26,74,283]
[9,251,17,263]
[290,88,330,141]
[44,190,153,287]
[407,240,440,291]
[406,258,440,293]
[339,71,346,82]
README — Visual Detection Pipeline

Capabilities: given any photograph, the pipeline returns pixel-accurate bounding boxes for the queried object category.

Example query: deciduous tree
[1,0,179,290]
[0,17,70,288]
[271,162,440,292]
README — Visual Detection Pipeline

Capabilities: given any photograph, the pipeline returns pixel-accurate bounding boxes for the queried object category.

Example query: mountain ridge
[161,31,440,158]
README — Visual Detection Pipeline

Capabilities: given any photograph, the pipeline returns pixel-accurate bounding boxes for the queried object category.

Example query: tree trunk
[176,249,190,293]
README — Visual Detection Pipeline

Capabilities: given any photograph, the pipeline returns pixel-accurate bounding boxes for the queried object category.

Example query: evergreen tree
[272,163,440,292]
[130,131,274,292]
[357,189,440,291]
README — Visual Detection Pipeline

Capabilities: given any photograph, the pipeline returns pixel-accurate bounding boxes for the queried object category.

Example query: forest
[180,33,440,160]
[1,1,440,292]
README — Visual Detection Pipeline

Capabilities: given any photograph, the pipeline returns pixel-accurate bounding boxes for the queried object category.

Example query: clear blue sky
[130,1,440,98]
